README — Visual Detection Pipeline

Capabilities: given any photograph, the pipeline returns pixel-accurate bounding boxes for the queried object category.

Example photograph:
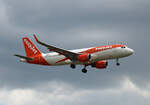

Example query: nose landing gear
[116,59,120,66]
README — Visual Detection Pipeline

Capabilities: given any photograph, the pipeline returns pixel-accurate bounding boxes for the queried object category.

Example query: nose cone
[127,48,134,55]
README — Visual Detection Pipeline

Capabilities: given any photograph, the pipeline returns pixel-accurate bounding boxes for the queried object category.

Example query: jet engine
[91,60,108,69]
[78,53,91,62]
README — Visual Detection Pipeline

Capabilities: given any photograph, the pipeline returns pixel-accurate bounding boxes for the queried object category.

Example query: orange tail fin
[22,37,41,57]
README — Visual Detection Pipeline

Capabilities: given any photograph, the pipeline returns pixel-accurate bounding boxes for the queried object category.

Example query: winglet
[33,34,39,42]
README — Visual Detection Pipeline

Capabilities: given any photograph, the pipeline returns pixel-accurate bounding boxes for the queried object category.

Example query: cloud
[0,78,149,105]
[3,0,150,32]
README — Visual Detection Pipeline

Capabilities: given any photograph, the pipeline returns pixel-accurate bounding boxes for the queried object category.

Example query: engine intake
[78,54,91,62]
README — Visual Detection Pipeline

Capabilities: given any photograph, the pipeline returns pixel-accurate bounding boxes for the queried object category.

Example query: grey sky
[0,0,150,105]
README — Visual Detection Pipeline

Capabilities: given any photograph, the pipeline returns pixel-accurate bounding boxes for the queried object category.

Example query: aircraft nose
[128,48,134,55]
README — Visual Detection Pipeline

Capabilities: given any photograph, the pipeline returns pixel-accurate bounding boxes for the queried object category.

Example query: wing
[33,34,78,61]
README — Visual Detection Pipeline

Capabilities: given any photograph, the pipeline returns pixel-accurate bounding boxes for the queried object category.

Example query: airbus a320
[14,34,134,73]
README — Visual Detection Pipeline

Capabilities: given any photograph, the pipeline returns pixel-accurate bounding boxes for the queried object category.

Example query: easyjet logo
[96,46,112,50]
[24,39,37,54]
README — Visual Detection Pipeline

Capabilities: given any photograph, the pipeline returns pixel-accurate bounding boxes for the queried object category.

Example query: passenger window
[121,47,126,48]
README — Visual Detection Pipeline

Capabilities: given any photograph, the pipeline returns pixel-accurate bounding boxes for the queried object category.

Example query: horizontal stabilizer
[14,54,34,60]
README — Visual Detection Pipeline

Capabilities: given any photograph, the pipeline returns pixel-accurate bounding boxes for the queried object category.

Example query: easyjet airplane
[14,34,134,73]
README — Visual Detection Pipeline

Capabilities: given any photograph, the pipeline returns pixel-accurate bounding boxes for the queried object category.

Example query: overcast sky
[0,0,150,105]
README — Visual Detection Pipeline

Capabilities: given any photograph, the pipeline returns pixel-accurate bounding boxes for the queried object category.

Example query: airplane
[14,34,134,73]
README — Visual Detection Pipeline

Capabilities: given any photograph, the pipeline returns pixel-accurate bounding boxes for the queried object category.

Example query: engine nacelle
[91,60,108,69]
[78,54,91,62]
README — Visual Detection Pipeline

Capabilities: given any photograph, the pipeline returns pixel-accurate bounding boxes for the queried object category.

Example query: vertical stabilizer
[22,37,41,57]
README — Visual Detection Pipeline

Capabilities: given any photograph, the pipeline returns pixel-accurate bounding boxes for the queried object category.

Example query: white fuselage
[41,46,134,66]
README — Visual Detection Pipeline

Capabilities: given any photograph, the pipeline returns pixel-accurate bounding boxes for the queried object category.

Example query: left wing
[33,34,79,61]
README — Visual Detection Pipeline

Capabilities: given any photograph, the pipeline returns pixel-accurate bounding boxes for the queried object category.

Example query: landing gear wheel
[116,59,120,66]
[82,68,87,73]
[70,64,76,69]
[116,63,120,66]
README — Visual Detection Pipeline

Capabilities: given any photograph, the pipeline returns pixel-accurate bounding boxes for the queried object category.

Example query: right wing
[33,35,79,61]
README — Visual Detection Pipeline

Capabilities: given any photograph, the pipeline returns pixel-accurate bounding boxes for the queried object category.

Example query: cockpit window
[121,46,126,48]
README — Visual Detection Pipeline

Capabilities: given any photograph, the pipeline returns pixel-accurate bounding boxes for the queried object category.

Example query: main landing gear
[116,59,120,66]
[82,65,87,73]
[70,64,87,73]
[70,64,76,69]
[71,59,120,73]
